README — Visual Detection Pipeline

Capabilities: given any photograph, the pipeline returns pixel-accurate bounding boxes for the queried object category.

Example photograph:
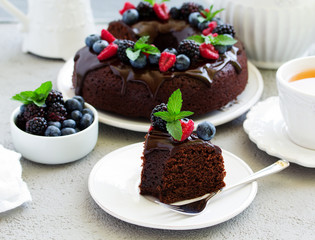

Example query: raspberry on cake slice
[139,89,226,204]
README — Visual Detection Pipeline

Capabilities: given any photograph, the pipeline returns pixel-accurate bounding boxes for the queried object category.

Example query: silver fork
[154,159,290,215]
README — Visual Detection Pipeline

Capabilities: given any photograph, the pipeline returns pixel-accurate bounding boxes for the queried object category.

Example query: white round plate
[88,142,257,230]
[58,60,263,132]
[243,97,315,168]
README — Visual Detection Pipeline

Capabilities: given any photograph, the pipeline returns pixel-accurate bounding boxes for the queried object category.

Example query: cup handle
[0,0,28,31]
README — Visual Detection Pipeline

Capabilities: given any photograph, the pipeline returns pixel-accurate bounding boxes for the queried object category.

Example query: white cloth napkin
[0,145,32,213]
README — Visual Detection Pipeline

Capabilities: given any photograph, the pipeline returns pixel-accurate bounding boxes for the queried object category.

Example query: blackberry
[45,89,64,106]
[177,40,200,62]
[170,7,180,19]
[46,102,67,122]
[21,103,46,122]
[116,39,135,64]
[212,24,236,37]
[150,103,167,132]
[180,2,204,20]
[25,117,48,136]
[136,2,154,20]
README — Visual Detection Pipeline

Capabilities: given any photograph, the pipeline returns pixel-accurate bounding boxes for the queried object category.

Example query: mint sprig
[126,36,160,61]
[144,0,169,6]
[154,89,194,141]
[11,81,52,107]
[187,34,237,46]
[198,5,224,23]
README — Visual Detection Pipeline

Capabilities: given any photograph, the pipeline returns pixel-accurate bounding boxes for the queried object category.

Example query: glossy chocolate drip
[144,129,221,156]
[73,20,242,97]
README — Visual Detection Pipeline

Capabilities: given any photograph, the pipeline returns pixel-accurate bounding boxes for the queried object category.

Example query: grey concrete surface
[0,3,314,239]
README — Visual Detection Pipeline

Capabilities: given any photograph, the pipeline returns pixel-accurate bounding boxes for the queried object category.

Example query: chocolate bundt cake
[72,1,248,119]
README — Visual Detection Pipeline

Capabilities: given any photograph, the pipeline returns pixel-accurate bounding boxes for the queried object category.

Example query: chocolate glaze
[144,129,222,156]
[73,20,242,98]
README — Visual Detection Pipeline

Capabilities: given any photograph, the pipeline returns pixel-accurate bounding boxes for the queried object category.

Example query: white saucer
[57,60,263,132]
[243,97,315,168]
[88,142,257,230]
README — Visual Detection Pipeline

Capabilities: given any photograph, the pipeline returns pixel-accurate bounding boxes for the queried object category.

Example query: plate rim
[243,96,315,168]
[57,59,263,132]
[88,142,258,230]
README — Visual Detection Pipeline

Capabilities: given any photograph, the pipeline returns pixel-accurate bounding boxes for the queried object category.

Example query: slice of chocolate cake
[139,89,226,204]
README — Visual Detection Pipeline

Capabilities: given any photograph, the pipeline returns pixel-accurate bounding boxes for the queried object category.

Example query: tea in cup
[276,56,315,149]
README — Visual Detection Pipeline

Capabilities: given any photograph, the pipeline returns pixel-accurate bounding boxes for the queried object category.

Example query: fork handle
[223,159,290,192]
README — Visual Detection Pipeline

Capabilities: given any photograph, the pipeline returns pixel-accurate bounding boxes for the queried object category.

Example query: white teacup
[276,56,315,149]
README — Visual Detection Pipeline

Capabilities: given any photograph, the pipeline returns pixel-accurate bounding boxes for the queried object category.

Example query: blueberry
[163,48,177,55]
[48,121,61,129]
[45,126,61,136]
[122,9,139,25]
[188,12,202,28]
[62,119,76,129]
[65,99,83,112]
[214,45,227,54]
[196,121,216,141]
[79,113,93,130]
[61,127,76,136]
[73,96,85,108]
[212,17,224,26]
[198,21,210,31]
[92,40,109,54]
[82,108,94,119]
[85,34,101,48]
[148,53,160,65]
[71,110,83,122]
[130,53,147,69]
[175,54,190,71]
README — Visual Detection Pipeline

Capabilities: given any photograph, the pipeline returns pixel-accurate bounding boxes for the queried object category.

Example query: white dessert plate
[58,60,263,132]
[88,142,257,230]
[243,97,315,168]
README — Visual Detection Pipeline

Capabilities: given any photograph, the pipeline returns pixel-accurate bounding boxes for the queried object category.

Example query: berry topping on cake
[116,39,135,63]
[180,2,204,20]
[97,42,118,61]
[199,43,219,60]
[177,39,200,63]
[196,121,216,140]
[153,2,169,21]
[153,89,194,141]
[175,54,190,71]
[137,2,154,20]
[25,117,48,135]
[122,9,139,25]
[202,21,218,36]
[11,81,94,136]
[92,40,109,54]
[169,7,180,19]
[159,52,176,72]
[119,1,136,15]
[212,24,236,38]
[85,34,101,48]
[150,103,168,131]
[130,52,147,68]
[101,29,116,43]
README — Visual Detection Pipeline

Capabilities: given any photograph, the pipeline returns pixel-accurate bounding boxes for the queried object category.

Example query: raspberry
[212,24,236,37]
[101,29,116,43]
[179,118,194,141]
[159,52,176,72]
[97,43,118,61]
[137,2,154,20]
[202,21,218,36]
[153,3,169,21]
[25,117,48,136]
[45,89,64,106]
[21,103,46,122]
[46,102,67,122]
[116,40,135,63]
[119,2,136,15]
[199,43,219,60]
[177,39,200,62]
[150,103,167,132]
[180,2,204,20]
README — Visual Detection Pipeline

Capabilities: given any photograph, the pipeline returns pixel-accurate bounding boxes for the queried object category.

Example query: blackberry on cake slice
[139,89,226,203]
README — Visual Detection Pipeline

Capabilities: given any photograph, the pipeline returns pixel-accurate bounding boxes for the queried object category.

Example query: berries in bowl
[10,81,98,164]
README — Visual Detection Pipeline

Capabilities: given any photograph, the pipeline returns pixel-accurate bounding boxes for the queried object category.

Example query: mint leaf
[166,120,182,141]
[187,35,205,44]
[11,81,53,107]
[154,111,175,122]
[144,0,155,5]
[135,36,150,48]
[175,111,194,120]
[167,89,182,115]
[126,48,141,61]
[211,35,237,46]
[141,45,160,55]
[201,5,224,22]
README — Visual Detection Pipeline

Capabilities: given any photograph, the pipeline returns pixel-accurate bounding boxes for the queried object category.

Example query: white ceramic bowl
[212,0,315,69]
[10,103,98,165]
